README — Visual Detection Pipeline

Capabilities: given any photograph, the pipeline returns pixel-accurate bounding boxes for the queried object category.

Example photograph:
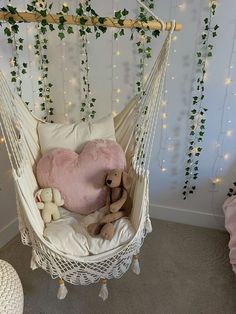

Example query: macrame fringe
[57,279,68,300]
[131,255,141,275]
[99,279,108,301]
[30,251,38,270]
[145,217,152,233]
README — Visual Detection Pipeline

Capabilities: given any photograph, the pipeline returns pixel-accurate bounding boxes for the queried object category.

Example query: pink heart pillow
[36,139,126,215]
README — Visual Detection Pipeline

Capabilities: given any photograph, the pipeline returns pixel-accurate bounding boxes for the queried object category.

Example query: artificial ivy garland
[31,0,54,121]
[182,1,218,200]
[2,4,27,96]
[135,0,157,93]
[77,1,97,122]
[0,2,162,123]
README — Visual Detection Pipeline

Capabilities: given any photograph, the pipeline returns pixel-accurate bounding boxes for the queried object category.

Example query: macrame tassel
[132,255,141,275]
[99,279,108,301]
[145,217,152,233]
[57,279,68,300]
[30,251,38,270]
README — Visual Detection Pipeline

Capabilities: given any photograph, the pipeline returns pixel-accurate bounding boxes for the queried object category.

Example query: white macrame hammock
[0,26,174,298]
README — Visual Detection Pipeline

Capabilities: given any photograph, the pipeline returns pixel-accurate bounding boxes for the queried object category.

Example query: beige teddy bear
[35,188,64,224]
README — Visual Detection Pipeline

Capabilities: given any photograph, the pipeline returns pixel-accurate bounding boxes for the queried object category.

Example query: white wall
[1,0,236,246]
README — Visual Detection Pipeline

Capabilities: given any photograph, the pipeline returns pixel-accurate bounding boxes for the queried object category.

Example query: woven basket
[0,259,24,314]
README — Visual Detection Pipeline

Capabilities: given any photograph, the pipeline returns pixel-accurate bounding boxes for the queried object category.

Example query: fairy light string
[111,0,121,114]
[157,0,176,173]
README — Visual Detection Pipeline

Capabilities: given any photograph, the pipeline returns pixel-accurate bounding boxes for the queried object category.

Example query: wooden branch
[0,11,182,31]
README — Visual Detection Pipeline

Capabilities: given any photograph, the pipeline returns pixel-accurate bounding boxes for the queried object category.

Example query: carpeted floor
[1,219,236,314]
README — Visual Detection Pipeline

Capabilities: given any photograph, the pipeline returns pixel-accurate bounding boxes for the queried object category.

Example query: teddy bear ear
[35,189,42,202]
[122,171,132,190]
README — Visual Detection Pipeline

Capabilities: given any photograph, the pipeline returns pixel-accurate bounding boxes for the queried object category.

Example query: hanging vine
[182,1,218,200]
[227,182,236,197]
[27,0,54,121]
[0,2,165,123]
[135,0,156,93]
[2,4,27,96]
[75,1,96,122]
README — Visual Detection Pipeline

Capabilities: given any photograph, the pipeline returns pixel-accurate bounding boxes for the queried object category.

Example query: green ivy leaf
[27,4,34,12]
[58,32,65,40]
[11,24,19,33]
[7,5,17,14]
[80,17,88,25]
[152,30,160,37]
[67,26,74,34]
[122,8,129,16]
[62,4,69,13]
[114,11,122,19]
[98,17,106,24]
[76,7,83,16]
[4,27,11,36]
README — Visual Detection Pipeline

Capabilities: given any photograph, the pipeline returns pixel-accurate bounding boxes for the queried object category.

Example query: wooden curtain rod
[0,12,182,31]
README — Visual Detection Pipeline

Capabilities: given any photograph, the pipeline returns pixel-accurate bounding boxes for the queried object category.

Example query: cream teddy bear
[35,188,64,224]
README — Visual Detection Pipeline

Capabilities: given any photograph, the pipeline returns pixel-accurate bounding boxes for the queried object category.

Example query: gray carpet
[1,219,236,314]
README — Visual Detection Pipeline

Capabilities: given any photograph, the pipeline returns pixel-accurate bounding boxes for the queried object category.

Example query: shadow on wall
[0,145,17,230]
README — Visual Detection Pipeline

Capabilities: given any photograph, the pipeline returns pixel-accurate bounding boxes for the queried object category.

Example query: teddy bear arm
[110,189,128,213]
[37,202,44,210]
[105,191,111,209]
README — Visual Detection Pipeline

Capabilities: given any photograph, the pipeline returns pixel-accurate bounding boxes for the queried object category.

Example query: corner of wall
[150,204,225,231]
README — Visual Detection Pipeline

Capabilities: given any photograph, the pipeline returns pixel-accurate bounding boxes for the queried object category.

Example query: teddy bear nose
[107,179,112,184]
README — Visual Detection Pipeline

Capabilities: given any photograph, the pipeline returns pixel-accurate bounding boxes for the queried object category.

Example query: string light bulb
[225,77,232,85]
[224,153,230,160]
[162,113,167,119]
[9,58,15,67]
[178,3,186,11]
[226,130,233,136]
[212,177,221,184]
[0,137,5,143]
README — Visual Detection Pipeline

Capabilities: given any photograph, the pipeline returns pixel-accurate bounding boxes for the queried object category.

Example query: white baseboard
[0,218,19,248]
[150,204,225,231]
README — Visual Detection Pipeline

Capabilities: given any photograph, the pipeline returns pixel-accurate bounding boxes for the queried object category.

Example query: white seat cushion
[43,207,135,257]
[38,114,116,155]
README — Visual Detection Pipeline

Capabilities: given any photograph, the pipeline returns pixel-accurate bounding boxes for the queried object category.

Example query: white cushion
[38,114,116,155]
[43,207,135,257]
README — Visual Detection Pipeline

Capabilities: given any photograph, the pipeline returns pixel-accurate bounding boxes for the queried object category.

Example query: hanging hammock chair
[0,24,174,299]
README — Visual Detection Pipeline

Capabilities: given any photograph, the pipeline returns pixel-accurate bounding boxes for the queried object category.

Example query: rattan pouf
[0,259,24,314]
